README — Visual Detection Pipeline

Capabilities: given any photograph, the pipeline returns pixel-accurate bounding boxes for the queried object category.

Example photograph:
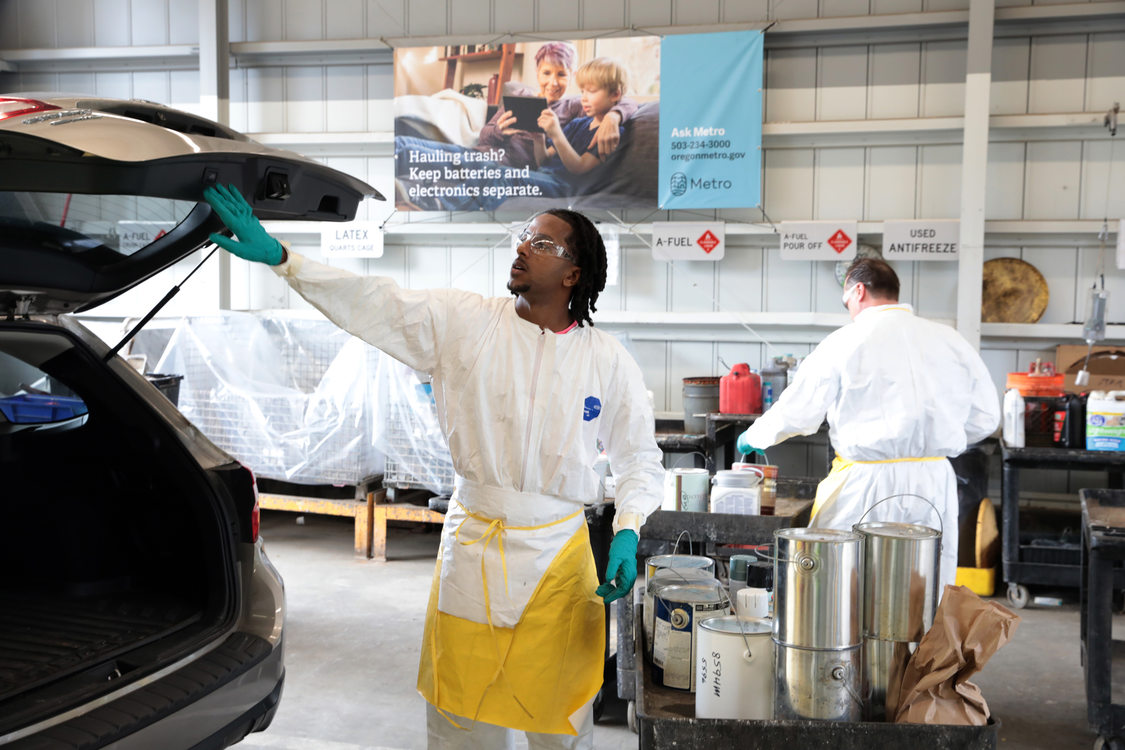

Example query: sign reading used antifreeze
[658,30,763,210]
[652,222,726,261]
[883,220,960,260]
[780,221,858,261]
[321,222,383,258]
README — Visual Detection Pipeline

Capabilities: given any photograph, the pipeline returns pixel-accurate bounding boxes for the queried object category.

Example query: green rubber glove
[596,529,639,604]
[203,184,285,265]
[736,429,755,456]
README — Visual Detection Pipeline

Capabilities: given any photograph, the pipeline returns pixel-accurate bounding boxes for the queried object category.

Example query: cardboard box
[1055,345,1125,393]
[1086,391,1125,451]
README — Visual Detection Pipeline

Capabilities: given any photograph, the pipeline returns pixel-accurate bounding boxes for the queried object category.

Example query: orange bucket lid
[1006,371,1064,397]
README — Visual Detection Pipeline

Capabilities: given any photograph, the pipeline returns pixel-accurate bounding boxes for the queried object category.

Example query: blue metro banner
[658,30,763,210]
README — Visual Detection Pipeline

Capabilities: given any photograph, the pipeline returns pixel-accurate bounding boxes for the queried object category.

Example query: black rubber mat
[0,591,201,702]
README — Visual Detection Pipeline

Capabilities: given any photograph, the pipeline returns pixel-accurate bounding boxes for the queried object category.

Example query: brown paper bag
[894,584,1021,725]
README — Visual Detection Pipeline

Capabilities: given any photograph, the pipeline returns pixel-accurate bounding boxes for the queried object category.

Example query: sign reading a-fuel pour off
[779,221,857,261]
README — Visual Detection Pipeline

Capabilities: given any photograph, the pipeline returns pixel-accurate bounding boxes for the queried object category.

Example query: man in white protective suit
[736,256,1000,594]
[203,185,664,750]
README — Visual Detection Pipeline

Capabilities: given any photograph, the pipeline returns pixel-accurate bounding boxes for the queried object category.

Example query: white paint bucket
[652,581,730,692]
[662,467,710,512]
[695,615,775,720]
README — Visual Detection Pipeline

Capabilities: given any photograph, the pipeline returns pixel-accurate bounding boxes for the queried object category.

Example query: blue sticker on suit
[583,396,602,421]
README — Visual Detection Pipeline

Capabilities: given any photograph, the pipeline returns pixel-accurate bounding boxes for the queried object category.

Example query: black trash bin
[950,440,995,567]
[144,373,184,407]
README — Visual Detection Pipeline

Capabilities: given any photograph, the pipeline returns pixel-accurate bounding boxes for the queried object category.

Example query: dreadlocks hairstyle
[539,208,607,328]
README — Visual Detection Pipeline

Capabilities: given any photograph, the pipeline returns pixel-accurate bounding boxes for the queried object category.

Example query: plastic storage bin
[0,394,87,423]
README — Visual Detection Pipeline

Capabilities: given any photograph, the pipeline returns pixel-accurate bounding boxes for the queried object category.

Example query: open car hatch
[0,95,383,315]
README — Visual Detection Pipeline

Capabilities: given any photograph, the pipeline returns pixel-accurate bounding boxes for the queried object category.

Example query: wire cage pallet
[381,382,455,496]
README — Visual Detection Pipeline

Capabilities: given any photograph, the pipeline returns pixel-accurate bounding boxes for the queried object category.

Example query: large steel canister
[855,521,940,642]
[644,568,718,660]
[862,637,914,721]
[773,642,862,721]
[695,616,774,720]
[774,528,863,649]
[651,582,731,692]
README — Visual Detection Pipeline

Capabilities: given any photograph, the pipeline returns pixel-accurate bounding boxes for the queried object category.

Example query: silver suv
[0,94,380,748]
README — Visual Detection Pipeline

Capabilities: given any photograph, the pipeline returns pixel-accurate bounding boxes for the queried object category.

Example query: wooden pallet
[258,486,444,561]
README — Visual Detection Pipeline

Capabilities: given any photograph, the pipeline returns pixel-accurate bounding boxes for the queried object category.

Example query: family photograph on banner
[393,38,661,212]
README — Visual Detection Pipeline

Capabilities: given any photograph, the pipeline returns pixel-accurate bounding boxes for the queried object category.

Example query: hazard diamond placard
[779,221,858,261]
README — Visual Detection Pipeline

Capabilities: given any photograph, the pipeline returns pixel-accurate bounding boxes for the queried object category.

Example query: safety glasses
[841,282,861,309]
[517,228,575,262]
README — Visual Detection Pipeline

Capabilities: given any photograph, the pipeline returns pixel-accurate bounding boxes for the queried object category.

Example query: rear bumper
[7,633,283,749]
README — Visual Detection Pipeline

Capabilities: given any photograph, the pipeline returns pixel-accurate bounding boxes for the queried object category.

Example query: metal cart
[1001,444,1125,608]
[622,506,1000,748]
[1080,488,1125,750]
[615,503,813,729]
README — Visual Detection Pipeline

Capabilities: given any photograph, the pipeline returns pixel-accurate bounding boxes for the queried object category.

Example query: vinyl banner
[393,39,661,211]
[658,31,763,210]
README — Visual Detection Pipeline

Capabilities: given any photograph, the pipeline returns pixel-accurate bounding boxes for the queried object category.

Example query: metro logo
[828,230,853,254]
[697,230,720,253]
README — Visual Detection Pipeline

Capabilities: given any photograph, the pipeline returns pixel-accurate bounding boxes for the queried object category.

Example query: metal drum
[774,642,863,721]
[652,582,731,691]
[862,637,914,721]
[695,616,774,720]
[856,521,941,642]
[645,568,718,660]
[773,528,863,649]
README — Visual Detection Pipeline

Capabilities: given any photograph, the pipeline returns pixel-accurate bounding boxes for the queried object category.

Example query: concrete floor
[238,511,1115,750]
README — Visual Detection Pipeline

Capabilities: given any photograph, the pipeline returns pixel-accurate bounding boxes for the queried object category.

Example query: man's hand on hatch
[596,529,638,604]
[203,184,285,266]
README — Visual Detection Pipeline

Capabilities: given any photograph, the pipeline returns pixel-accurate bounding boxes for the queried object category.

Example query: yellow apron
[417,480,605,736]
[811,454,945,520]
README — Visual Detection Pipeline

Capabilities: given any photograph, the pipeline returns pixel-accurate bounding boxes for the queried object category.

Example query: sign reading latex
[392,38,661,211]
[118,221,175,254]
[658,30,763,210]
[321,222,384,258]
[779,221,858,261]
[883,220,960,260]
[651,222,725,261]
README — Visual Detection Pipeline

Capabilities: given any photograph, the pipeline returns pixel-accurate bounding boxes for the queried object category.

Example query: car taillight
[0,97,61,121]
[240,462,261,543]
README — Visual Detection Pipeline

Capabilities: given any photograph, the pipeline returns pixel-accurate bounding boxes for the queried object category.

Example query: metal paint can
[645,570,718,660]
[773,641,863,721]
[855,521,941,642]
[644,562,716,660]
[773,527,863,649]
[695,615,775,720]
[662,467,710,512]
[862,636,914,721]
[652,582,731,692]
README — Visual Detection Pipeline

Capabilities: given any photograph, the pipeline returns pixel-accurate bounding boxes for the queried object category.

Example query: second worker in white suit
[737,257,1001,592]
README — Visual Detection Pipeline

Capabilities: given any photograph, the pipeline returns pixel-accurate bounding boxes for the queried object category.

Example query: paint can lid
[699,614,773,636]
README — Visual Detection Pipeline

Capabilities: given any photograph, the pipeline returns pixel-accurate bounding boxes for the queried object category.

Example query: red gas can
[720,363,762,415]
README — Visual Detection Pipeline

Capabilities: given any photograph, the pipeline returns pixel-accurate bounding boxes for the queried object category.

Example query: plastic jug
[719,363,762,415]
[761,357,790,411]
[1002,388,1025,448]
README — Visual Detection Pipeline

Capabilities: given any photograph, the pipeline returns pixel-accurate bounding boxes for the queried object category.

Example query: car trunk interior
[0,323,235,728]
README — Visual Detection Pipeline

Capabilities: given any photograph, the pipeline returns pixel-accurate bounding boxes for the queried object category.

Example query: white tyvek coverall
[271,252,664,748]
[742,303,1000,593]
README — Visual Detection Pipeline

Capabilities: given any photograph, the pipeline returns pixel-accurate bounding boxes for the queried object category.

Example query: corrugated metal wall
[2,0,1123,483]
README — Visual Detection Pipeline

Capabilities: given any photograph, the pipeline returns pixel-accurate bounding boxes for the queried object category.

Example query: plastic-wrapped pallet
[131,311,454,494]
